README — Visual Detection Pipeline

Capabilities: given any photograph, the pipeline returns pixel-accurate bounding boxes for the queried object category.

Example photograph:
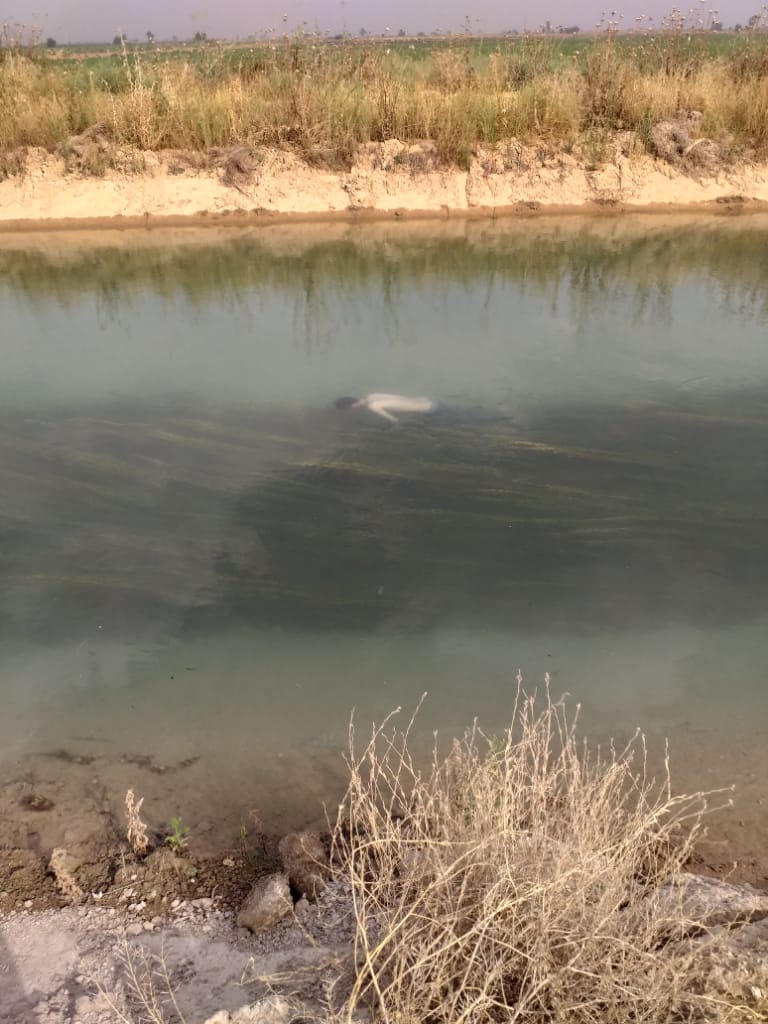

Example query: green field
[37,31,768,82]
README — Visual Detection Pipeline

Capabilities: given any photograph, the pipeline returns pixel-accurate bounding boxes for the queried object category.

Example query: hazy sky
[15,0,752,44]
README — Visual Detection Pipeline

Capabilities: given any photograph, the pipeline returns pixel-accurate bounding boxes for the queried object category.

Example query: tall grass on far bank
[331,680,744,1024]
[2,19,768,168]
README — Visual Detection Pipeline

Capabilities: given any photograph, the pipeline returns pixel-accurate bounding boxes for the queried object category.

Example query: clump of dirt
[404,141,442,175]
[18,793,55,812]
[59,122,114,176]
[165,149,209,174]
[650,112,726,172]
[209,145,264,191]
[0,836,280,915]
[364,139,443,174]
[64,830,122,894]
[55,123,154,176]
[108,845,276,916]
[0,849,59,911]
[0,147,27,180]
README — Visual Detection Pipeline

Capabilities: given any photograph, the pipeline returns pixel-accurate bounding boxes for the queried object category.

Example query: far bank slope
[1,142,768,228]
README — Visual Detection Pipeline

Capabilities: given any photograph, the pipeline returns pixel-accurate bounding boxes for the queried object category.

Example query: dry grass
[125,789,152,858]
[330,678,749,1024]
[1,24,768,168]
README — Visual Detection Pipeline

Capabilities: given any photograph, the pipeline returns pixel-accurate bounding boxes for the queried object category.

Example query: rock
[236,873,292,933]
[659,873,768,929]
[235,996,296,1024]
[657,873,768,1014]
[278,831,330,900]
[695,916,768,1012]
[202,996,297,1024]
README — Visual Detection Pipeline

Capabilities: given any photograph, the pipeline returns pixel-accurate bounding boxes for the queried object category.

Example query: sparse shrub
[165,816,191,853]
[332,678,739,1024]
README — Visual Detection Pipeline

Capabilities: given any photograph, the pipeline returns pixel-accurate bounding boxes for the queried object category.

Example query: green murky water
[2,216,767,837]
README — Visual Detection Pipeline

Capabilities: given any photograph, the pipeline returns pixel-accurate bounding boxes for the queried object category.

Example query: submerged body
[335,393,437,424]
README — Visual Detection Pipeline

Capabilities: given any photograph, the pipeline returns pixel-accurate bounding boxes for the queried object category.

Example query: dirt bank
[0,878,357,1024]
[2,848,768,1024]
[1,142,768,229]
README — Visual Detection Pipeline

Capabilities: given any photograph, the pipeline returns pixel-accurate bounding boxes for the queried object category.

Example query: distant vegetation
[1,14,768,169]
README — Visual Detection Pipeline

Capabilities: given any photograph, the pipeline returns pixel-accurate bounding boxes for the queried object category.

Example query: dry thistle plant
[125,788,151,857]
[331,677,742,1024]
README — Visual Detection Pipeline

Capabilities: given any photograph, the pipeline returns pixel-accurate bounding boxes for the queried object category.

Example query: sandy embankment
[2,141,768,228]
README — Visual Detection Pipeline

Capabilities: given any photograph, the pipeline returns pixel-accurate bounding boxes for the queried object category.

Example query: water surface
[2,216,767,852]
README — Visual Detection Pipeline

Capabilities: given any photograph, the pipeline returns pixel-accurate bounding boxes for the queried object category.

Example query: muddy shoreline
[0,198,765,235]
[1,751,767,1024]
[2,715,767,924]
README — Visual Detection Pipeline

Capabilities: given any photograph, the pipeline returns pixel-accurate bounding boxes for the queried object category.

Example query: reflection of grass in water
[2,225,768,333]
[1,390,768,635]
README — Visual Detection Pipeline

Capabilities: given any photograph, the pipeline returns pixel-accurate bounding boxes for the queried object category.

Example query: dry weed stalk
[125,788,151,857]
[332,677,745,1024]
[93,937,187,1024]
